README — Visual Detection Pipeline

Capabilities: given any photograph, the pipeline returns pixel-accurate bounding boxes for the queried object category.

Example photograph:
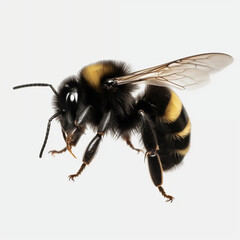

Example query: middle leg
[122,134,144,154]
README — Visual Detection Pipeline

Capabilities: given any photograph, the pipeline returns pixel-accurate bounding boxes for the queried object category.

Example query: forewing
[114,53,233,90]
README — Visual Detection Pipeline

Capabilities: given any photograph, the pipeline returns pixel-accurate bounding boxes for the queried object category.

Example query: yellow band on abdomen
[176,145,190,156]
[162,90,182,123]
[174,119,191,138]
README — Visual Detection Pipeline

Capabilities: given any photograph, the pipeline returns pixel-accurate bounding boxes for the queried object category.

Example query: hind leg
[138,110,174,202]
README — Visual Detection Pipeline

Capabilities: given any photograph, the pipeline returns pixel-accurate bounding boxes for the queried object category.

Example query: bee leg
[138,110,174,202]
[63,105,91,158]
[48,147,67,156]
[68,111,112,181]
[49,129,68,156]
[123,135,144,154]
[49,128,84,158]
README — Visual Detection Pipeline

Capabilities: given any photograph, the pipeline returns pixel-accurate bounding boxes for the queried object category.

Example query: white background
[0,0,239,239]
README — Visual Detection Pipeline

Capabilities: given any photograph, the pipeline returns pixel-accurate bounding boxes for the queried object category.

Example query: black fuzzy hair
[78,60,138,118]
[53,76,79,112]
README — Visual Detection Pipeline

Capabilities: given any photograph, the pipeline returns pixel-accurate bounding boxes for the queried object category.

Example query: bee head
[54,76,82,133]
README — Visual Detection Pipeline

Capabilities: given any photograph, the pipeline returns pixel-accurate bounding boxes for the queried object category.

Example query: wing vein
[115,53,233,90]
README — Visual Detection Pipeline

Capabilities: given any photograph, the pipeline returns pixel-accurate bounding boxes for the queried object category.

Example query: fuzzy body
[54,61,190,170]
[137,86,191,170]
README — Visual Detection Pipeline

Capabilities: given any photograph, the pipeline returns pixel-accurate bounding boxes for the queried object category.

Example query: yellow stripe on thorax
[162,90,182,123]
[82,63,114,91]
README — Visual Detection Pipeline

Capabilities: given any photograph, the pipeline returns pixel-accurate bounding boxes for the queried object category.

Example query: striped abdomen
[139,86,191,170]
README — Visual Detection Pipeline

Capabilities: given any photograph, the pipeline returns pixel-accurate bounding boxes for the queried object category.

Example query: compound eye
[66,91,78,103]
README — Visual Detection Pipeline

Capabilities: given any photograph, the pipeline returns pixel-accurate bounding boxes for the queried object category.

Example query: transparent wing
[114,53,233,90]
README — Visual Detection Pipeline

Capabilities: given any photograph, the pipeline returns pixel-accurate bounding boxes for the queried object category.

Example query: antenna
[39,111,62,158]
[13,83,58,95]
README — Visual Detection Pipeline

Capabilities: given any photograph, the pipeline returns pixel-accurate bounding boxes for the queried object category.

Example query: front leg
[49,127,85,158]
[49,106,91,158]
[48,129,67,156]
[54,105,91,158]
[69,111,112,181]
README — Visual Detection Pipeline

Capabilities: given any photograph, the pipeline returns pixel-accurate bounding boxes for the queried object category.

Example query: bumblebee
[13,53,233,202]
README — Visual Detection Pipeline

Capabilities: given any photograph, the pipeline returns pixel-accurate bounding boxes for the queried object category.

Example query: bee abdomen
[159,90,191,170]
[140,86,191,170]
